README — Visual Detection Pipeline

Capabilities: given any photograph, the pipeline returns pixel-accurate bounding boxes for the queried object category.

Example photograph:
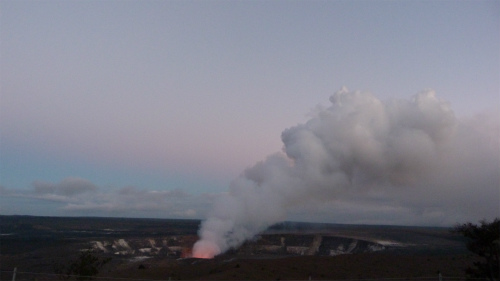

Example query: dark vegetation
[453,218,499,281]
[54,250,111,280]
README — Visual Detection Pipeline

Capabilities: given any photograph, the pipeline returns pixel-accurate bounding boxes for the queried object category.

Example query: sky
[1,0,499,226]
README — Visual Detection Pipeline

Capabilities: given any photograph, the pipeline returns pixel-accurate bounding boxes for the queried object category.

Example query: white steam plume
[192,87,499,258]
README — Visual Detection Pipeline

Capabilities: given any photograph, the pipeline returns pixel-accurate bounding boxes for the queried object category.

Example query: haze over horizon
[1,1,499,227]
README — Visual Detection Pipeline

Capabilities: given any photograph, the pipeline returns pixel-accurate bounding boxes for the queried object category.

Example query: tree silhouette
[454,218,499,281]
[55,249,111,280]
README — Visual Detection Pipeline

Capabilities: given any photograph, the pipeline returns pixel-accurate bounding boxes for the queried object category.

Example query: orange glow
[192,240,220,259]
[192,250,215,259]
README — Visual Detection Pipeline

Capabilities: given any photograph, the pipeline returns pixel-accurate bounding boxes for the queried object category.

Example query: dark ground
[0,215,475,281]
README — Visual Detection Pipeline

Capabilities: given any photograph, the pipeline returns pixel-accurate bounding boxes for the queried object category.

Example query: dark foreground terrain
[1,216,474,280]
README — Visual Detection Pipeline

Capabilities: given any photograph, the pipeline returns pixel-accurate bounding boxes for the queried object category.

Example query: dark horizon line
[0,214,454,229]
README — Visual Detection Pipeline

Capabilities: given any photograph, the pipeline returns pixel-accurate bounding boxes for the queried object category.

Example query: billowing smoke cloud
[193,87,499,258]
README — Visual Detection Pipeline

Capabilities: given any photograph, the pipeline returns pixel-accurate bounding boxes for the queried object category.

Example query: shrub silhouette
[55,249,111,280]
[454,218,499,281]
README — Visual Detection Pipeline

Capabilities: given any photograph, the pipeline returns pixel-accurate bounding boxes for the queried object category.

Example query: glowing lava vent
[192,240,220,259]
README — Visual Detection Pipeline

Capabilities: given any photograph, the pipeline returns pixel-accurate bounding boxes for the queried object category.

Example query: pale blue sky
[1,0,499,223]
